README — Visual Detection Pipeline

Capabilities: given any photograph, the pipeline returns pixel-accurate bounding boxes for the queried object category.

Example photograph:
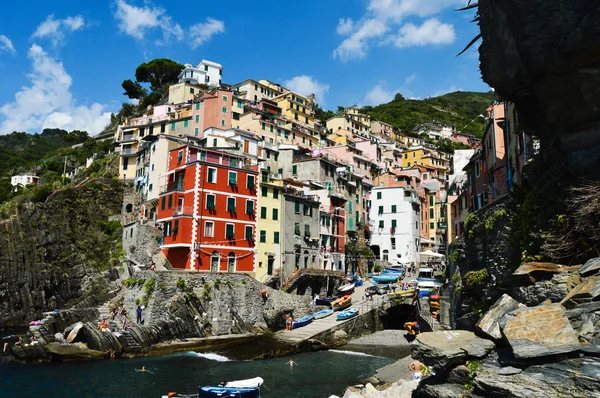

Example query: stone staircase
[96,288,125,321]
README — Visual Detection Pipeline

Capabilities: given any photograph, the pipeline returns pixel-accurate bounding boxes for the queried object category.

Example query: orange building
[157,145,259,273]
[191,88,234,137]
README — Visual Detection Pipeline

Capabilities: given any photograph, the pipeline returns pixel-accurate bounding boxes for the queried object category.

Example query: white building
[369,186,421,265]
[11,175,39,190]
[178,59,222,88]
[414,122,456,141]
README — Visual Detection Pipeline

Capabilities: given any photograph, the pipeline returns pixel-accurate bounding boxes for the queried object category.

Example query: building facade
[178,59,223,87]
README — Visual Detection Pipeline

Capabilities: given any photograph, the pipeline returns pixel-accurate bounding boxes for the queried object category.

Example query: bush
[201,284,212,300]
[31,186,53,203]
[144,277,156,295]
[213,278,221,289]
[452,273,461,285]
[373,264,383,273]
[176,279,186,290]
[464,269,489,288]
[124,277,137,288]
[159,283,166,290]
[141,296,149,306]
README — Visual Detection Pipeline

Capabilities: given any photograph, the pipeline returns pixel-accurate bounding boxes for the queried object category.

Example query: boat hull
[337,308,359,320]
[199,387,260,398]
[293,315,315,329]
[332,298,352,311]
[372,275,400,283]
[313,309,333,319]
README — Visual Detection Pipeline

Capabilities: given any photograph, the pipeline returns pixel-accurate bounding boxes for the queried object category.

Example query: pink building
[191,88,234,138]
[482,103,507,200]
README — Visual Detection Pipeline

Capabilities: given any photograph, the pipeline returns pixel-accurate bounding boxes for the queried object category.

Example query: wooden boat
[336,308,359,321]
[313,308,333,319]
[292,315,315,329]
[338,283,355,295]
[387,289,416,299]
[372,274,400,283]
[331,295,352,311]
[165,377,264,398]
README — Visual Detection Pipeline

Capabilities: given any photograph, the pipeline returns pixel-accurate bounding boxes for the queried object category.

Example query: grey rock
[579,258,600,277]
[45,342,105,360]
[411,331,495,369]
[497,366,522,376]
[477,294,520,340]
[561,276,600,308]
[413,382,469,398]
[513,272,581,306]
[499,304,580,359]
[447,365,470,385]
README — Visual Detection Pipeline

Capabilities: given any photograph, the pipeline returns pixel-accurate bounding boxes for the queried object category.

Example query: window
[261,187,268,197]
[430,222,435,230]
[304,224,310,236]
[475,160,481,177]
[221,119,225,127]
[294,222,301,235]
[295,200,300,213]
[379,220,384,228]
[245,226,253,239]
[430,208,434,219]
[207,167,216,183]
[274,232,280,244]
[260,206,267,219]
[303,204,309,216]
[377,191,382,199]
[378,206,383,215]
[195,115,200,123]
[292,165,297,175]
[123,157,128,170]
[262,122,266,131]
[259,230,266,243]
[228,171,237,186]
[206,194,215,210]
[177,150,183,163]
[163,221,172,236]
[183,120,189,128]
[416,221,419,230]
[161,196,165,210]
[273,189,278,199]
[349,202,352,212]
[246,200,254,215]
[171,122,175,130]
[204,221,214,237]
[196,103,200,110]
[161,123,166,133]
[247,175,255,190]
[168,195,173,209]
[227,197,236,212]
[429,196,434,206]
[222,95,228,101]
[391,219,397,228]
[222,106,227,114]
[262,172,268,183]
[226,224,235,239]
[294,112,298,120]
[272,208,278,220]
[173,219,179,234]
[213,138,218,146]
[227,252,235,272]
[391,205,397,213]
[277,128,281,136]
[194,127,199,136]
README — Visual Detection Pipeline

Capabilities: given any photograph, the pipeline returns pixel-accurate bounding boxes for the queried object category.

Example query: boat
[338,283,355,295]
[336,308,359,321]
[365,285,383,297]
[331,295,352,311]
[164,377,264,398]
[388,289,416,298]
[292,315,315,329]
[372,274,400,283]
[383,267,405,275]
[315,297,335,306]
[313,308,333,319]
[416,280,443,289]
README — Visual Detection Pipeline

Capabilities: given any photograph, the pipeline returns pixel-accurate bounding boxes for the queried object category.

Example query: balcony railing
[160,181,184,194]
[121,134,137,143]
[173,206,194,217]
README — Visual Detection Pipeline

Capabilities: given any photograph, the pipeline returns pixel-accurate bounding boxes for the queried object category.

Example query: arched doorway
[304,250,309,268]
[210,251,220,272]
[382,249,389,262]
[227,252,236,272]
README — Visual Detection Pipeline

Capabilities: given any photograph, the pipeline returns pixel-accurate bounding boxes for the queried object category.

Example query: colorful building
[157,145,259,273]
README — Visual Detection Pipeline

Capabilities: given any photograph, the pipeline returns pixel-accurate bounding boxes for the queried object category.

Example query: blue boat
[292,315,315,329]
[313,308,333,319]
[194,377,263,398]
[383,267,405,275]
[336,308,359,321]
[372,274,400,283]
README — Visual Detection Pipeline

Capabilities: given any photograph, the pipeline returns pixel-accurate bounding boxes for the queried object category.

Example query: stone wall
[123,223,162,267]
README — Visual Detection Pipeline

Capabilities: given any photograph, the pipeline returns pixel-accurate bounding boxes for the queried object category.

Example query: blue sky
[0,0,489,136]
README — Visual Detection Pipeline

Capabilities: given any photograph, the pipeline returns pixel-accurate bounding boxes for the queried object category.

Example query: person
[119,304,127,316]
[286,359,297,367]
[110,309,116,320]
[136,305,143,324]
[286,314,294,331]
[141,366,146,372]
[150,263,156,271]
[409,360,424,380]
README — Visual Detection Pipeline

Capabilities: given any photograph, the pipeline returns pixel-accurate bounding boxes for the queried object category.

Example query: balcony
[173,206,194,217]
[120,134,138,143]
[120,148,137,157]
[269,172,282,180]
[438,221,447,230]
[160,181,184,194]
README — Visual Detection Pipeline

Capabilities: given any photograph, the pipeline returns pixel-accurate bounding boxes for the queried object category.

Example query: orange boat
[331,295,352,311]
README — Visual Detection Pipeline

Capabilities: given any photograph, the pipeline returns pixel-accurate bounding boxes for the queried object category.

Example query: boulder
[499,304,580,358]
[513,272,581,306]
[476,294,521,340]
[513,262,581,276]
[412,382,468,398]
[333,330,348,346]
[45,342,105,360]
[411,331,495,368]
[579,257,600,277]
[561,276,600,308]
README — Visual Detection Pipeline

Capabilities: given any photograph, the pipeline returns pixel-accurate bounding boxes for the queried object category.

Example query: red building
[158,145,259,272]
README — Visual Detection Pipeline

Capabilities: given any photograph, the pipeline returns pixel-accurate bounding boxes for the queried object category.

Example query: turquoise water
[0,349,395,398]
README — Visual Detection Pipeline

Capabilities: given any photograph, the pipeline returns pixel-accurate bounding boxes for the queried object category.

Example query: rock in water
[477,294,521,340]
[411,331,494,368]
[499,304,580,358]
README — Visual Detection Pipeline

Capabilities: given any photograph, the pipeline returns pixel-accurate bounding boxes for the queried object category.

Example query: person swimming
[286,359,297,367]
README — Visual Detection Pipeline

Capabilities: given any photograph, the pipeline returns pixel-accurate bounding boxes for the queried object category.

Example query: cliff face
[0,179,124,328]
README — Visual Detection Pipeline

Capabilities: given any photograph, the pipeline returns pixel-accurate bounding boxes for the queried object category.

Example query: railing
[120,134,137,143]
[120,148,135,155]
[173,206,194,217]
[160,181,184,194]
[269,172,282,180]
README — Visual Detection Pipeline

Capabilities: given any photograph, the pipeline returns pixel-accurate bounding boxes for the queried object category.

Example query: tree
[121,79,147,99]
[393,93,405,102]
[135,58,184,92]
[313,103,336,124]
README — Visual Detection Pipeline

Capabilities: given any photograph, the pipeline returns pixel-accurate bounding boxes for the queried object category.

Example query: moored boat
[315,297,335,306]
[338,283,355,295]
[336,308,359,321]
[313,308,333,319]
[164,377,264,398]
[372,274,400,284]
[331,295,352,311]
[387,289,416,298]
[292,315,315,329]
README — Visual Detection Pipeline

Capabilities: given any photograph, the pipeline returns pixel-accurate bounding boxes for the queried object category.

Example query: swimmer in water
[286,359,297,367]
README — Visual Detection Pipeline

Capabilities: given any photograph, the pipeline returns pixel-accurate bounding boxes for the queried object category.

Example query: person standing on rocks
[136,305,143,324]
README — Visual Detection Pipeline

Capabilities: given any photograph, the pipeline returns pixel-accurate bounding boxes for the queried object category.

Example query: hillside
[362,91,496,138]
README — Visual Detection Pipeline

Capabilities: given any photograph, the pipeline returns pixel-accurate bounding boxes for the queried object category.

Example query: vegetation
[464,269,489,288]
[465,359,482,391]
[360,91,495,138]
[121,58,184,110]
[176,278,186,290]
[201,283,212,300]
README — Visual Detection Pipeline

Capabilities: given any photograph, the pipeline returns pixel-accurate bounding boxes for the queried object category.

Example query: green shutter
[171,122,175,130]
[184,120,189,127]
[206,194,215,210]
[272,208,278,220]
[294,223,301,235]
[379,220,384,228]
[228,172,237,185]
[391,205,396,213]
[168,195,173,209]
[173,220,179,234]
[245,226,253,239]
[274,232,280,244]
[246,200,254,214]
[273,189,278,199]
[295,200,300,213]
[260,207,267,219]
[227,197,236,212]
[292,165,297,175]
[392,220,397,228]
[378,206,383,214]
[226,224,234,239]
[377,191,382,199]
[161,196,165,210]
[260,230,266,243]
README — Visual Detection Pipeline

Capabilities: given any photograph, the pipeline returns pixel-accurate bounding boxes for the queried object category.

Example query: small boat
[336,308,359,321]
[372,274,400,283]
[365,285,381,297]
[164,377,264,398]
[313,308,333,319]
[388,289,416,298]
[383,267,405,275]
[338,283,355,295]
[293,315,315,329]
[331,295,352,311]
[315,297,335,306]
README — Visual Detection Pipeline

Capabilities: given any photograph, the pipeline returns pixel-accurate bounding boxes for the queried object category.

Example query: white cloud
[284,75,330,105]
[0,44,112,135]
[333,19,387,62]
[387,18,455,48]
[32,14,85,47]
[336,18,354,35]
[333,0,460,61]
[189,18,225,49]
[114,0,223,47]
[0,35,16,55]
[364,84,394,105]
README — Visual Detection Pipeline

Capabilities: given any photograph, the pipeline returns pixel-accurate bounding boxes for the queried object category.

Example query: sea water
[0,348,395,398]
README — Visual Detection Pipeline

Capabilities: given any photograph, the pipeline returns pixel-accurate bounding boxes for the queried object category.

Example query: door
[243,140,249,153]
[176,174,184,190]
[267,257,274,275]
[228,252,236,272]
[211,252,219,272]
[177,197,184,215]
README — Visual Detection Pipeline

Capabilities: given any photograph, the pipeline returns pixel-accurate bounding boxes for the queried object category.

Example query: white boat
[338,283,355,293]
[223,377,264,388]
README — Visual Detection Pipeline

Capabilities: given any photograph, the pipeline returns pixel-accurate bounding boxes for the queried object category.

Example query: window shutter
[227,197,236,212]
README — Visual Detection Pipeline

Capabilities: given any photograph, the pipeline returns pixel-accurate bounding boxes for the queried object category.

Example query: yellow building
[327,128,358,146]
[273,91,319,149]
[326,107,371,138]
[255,145,284,281]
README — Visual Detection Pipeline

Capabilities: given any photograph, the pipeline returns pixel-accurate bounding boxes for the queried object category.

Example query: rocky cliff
[0,179,124,328]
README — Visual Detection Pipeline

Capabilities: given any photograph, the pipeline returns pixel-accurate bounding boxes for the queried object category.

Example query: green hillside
[361,91,496,138]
